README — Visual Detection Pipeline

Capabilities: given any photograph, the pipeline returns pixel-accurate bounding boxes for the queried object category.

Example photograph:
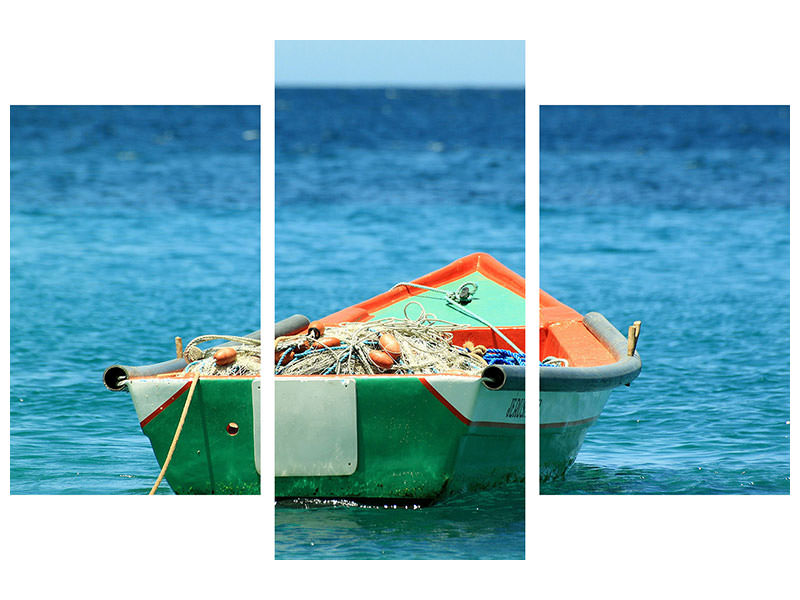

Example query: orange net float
[378,333,402,360]
[311,336,341,350]
[275,348,294,366]
[214,347,238,366]
[368,349,396,371]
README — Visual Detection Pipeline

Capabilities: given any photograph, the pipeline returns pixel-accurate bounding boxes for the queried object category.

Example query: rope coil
[182,334,261,376]
[392,281,522,353]
[275,306,488,376]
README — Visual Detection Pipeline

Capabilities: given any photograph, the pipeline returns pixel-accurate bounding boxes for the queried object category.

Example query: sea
[539,105,790,495]
[14,102,775,559]
[9,106,261,494]
[275,88,525,559]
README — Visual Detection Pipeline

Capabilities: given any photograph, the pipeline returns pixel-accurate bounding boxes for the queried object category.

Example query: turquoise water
[275,88,525,558]
[10,106,260,494]
[540,106,789,494]
[276,484,524,560]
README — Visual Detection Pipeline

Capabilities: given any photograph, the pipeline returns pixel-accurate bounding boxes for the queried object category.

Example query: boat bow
[540,312,641,392]
[539,289,642,480]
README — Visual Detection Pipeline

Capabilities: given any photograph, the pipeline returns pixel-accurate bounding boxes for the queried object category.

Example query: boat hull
[275,374,524,501]
[129,376,261,494]
[539,388,612,480]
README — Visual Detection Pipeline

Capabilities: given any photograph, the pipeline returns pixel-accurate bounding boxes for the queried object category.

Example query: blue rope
[275,347,295,374]
[483,348,526,366]
[182,360,202,373]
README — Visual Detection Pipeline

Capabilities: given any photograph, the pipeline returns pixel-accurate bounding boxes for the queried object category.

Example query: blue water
[275,483,524,560]
[539,106,789,494]
[275,88,525,558]
[10,106,260,494]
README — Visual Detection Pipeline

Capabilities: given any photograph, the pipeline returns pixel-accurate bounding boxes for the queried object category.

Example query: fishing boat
[104,332,261,494]
[539,289,642,480]
[274,253,525,503]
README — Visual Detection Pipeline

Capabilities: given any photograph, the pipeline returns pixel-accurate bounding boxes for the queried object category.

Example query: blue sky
[275,40,524,87]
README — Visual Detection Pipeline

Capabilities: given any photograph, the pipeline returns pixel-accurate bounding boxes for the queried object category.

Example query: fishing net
[182,335,261,376]
[275,311,489,376]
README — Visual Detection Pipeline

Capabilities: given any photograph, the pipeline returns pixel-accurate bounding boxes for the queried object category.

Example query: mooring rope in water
[148,371,200,495]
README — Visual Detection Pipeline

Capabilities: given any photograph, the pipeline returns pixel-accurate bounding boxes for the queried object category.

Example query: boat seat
[540,320,615,367]
[450,326,525,353]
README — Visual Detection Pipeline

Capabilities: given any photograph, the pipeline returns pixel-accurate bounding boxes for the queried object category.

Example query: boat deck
[539,290,615,367]
[322,253,525,330]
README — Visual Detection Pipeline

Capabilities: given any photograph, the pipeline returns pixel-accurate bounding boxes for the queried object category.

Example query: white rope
[392,281,521,353]
[444,299,523,354]
[183,334,260,361]
[541,356,569,367]
[393,281,479,304]
[182,334,261,376]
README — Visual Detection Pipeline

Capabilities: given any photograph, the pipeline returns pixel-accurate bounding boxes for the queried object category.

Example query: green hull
[132,377,261,494]
[275,376,524,501]
[275,253,526,501]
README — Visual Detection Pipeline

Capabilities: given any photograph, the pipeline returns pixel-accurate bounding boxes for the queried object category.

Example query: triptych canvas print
[7,41,790,564]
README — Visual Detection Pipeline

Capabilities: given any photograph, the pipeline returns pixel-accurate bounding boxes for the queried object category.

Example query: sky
[275,40,524,87]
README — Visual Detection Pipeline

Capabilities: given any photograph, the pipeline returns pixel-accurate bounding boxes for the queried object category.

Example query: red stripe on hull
[139,381,193,428]
[419,377,525,429]
[471,420,525,430]
[419,378,470,425]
